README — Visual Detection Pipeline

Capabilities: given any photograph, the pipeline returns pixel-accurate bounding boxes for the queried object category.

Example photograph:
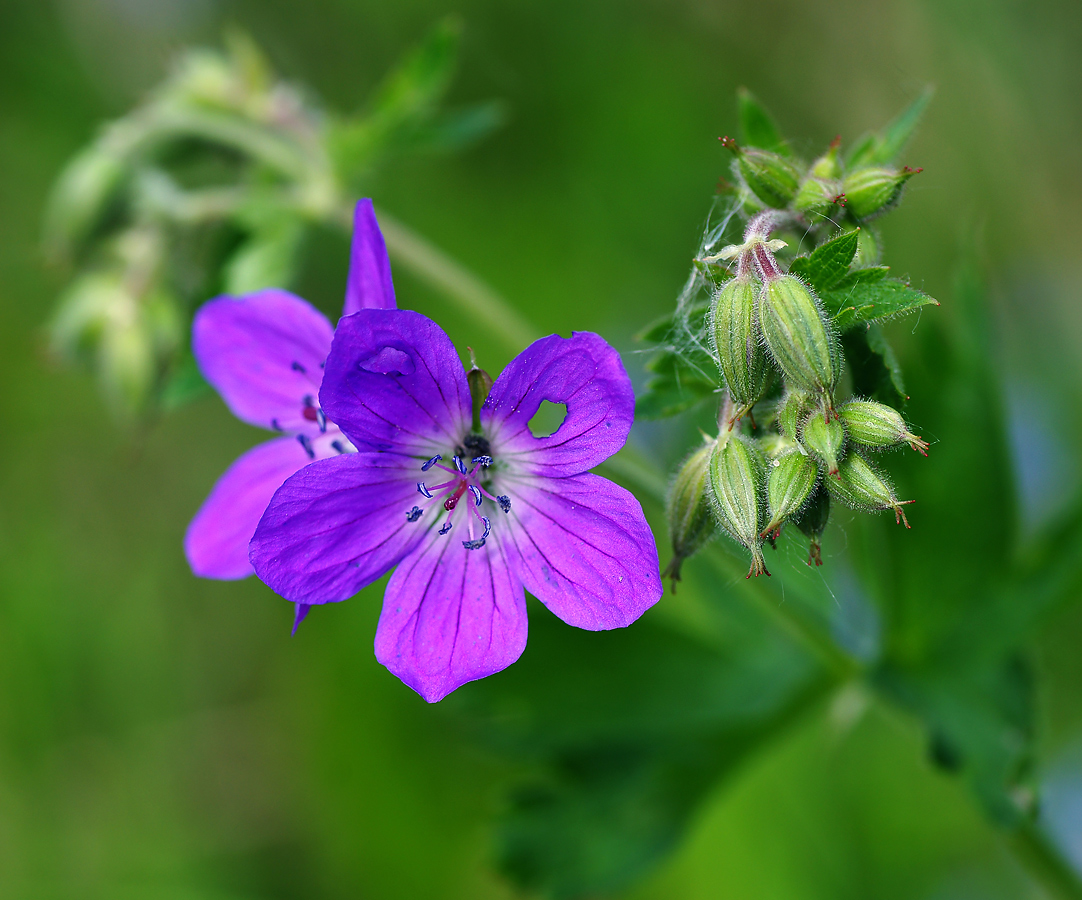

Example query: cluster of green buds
[656,90,939,581]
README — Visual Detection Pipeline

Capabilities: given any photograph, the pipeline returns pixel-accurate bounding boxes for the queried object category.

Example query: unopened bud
[663,439,716,586]
[801,407,847,476]
[709,433,769,578]
[793,487,830,566]
[762,450,818,538]
[720,136,801,209]
[794,175,842,219]
[838,400,928,454]
[778,389,812,441]
[711,275,768,425]
[467,347,495,433]
[840,165,920,220]
[827,453,914,527]
[758,275,839,406]
[809,137,841,179]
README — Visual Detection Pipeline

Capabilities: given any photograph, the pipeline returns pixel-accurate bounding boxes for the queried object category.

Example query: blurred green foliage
[5,0,1082,899]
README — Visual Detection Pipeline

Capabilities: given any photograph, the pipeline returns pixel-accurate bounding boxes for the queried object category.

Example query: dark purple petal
[375,532,527,703]
[503,472,662,629]
[342,199,397,315]
[193,290,333,432]
[482,332,634,477]
[319,309,472,455]
[185,436,314,580]
[291,603,311,635]
[249,452,428,605]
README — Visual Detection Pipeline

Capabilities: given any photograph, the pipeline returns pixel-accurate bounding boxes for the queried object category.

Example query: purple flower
[249,307,663,701]
[184,199,396,607]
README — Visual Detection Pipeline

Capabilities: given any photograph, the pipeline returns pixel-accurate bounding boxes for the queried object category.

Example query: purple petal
[249,452,428,605]
[185,436,314,580]
[482,332,634,477]
[375,533,527,703]
[291,603,311,635]
[503,472,662,629]
[342,199,397,315]
[193,290,334,432]
[319,309,472,455]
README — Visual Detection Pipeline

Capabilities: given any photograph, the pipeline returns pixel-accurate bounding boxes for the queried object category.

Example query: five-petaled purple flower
[184,200,396,605]
[250,308,663,701]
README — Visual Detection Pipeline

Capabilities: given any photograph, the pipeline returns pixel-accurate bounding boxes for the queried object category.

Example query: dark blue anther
[497,495,512,513]
[316,409,327,432]
[472,455,493,467]
[291,361,307,373]
[331,440,346,454]
[468,485,482,507]
[417,482,433,499]
[303,394,314,407]
[297,433,315,460]
[439,521,453,535]
[271,418,283,432]
[453,455,468,475]
[421,455,442,472]
[462,516,492,551]
[406,506,423,522]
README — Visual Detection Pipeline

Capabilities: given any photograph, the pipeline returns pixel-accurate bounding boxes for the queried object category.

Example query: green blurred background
[4,0,1082,897]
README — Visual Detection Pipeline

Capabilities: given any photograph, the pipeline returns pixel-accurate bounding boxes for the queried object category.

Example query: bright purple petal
[319,309,471,455]
[342,199,396,315]
[291,603,311,635]
[249,452,428,605]
[482,332,634,477]
[375,533,527,703]
[185,436,314,580]
[503,472,662,629]
[193,290,333,432]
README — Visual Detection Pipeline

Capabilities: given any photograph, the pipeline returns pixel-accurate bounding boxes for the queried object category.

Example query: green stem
[1007,820,1082,900]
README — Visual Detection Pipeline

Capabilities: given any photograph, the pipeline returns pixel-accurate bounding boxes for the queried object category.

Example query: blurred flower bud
[709,433,769,578]
[827,452,914,527]
[793,486,830,566]
[720,136,801,209]
[711,275,768,426]
[663,438,716,586]
[762,450,818,539]
[840,165,920,220]
[801,407,847,477]
[758,275,840,407]
[778,389,812,441]
[838,399,929,455]
[43,145,128,262]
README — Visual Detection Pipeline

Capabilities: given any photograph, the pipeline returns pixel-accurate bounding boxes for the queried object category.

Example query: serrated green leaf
[841,324,906,409]
[737,87,789,156]
[846,86,934,168]
[786,230,858,292]
[830,265,890,291]
[821,278,939,330]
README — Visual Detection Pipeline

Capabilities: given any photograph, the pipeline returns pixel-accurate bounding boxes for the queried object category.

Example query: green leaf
[737,87,790,156]
[786,230,858,292]
[840,324,906,409]
[846,86,934,168]
[821,278,939,331]
[404,101,507,153]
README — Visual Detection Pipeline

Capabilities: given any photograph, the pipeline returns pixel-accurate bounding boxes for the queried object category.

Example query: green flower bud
[663,439,716,586]
[720,136,801,209]
[838,400,929,455]
[840,165,921,220]
[778,389,812,441]
[758,275,839,407]
[827,452,914,527]
[794,175,842,219]
[710,275,768,425]
[709,433,769,578]
[801,408,847,477]
[762,450,818,538]
[809,136,841,179]
[793,487,830,566]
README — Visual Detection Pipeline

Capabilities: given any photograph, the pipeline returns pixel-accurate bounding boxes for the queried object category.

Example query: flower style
[250,309,663,701]
[184,200,396,603]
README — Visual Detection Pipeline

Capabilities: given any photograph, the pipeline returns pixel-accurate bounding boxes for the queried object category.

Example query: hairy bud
[793,487,830,566]
[711,275,768,424]
[762,450,818,538]
[778,389,812,441]
[709,433,769,577]
[720,136,801,209]
[827,453,914,527]
[840,165,920,220]
[794,175,842,219]
[838,400,929,454]
[758,275,839,406]
[801,408,847,476]
[663,439,716,586]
